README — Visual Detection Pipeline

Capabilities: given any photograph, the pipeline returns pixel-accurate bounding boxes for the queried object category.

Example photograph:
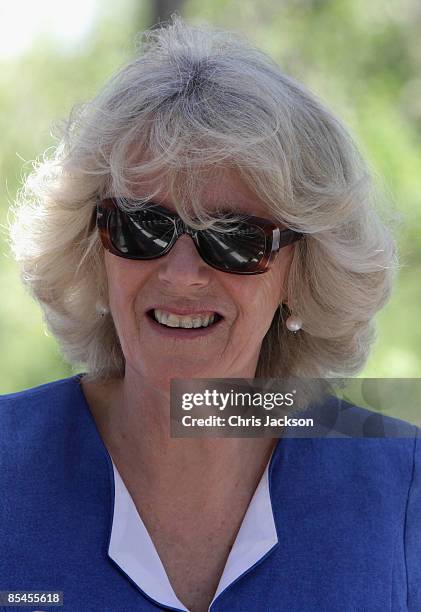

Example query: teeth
[153,309,217,328]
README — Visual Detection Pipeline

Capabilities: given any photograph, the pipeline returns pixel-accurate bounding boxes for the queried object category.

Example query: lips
[146,304,224,317]
[145,309,224,338]
[144,303,225,338]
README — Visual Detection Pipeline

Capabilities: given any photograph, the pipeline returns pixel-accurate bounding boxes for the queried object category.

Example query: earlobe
[96,300,110,317]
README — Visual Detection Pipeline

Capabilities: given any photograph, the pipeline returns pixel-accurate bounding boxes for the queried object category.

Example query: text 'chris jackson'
[181,414,314,428]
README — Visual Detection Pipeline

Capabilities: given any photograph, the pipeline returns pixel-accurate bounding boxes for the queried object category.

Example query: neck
[82,368,277,505]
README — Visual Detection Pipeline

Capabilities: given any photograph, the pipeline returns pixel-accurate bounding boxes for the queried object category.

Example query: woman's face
[104,170,294,387]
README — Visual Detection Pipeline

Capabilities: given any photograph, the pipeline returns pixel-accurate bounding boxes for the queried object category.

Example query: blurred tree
[150,0,186,26]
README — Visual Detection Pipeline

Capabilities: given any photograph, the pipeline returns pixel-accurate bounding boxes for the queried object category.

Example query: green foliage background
[1,0,420,394]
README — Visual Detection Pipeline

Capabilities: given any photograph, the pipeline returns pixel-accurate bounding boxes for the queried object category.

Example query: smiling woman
[1,15,420,612]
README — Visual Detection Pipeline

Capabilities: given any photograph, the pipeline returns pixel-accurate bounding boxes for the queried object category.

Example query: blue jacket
[0,374,420,611]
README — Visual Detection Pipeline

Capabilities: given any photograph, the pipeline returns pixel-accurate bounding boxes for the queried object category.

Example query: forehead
[129,166,271,218]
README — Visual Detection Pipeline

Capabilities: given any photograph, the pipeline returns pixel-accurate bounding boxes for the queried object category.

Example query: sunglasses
[94,197,303,275]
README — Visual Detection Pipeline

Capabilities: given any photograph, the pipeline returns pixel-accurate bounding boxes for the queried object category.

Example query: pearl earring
[95,300,110,317]
[281,303,302,333]
[285,315,302,333]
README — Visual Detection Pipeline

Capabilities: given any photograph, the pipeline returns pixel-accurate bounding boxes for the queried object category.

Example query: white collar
[108,448,279,611]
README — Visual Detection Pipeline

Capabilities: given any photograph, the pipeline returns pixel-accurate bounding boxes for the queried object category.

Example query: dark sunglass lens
[197,222,266,273]
[109,207,175,258]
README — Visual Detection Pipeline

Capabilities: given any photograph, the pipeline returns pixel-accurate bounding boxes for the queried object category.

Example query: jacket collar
[107,444,280,611]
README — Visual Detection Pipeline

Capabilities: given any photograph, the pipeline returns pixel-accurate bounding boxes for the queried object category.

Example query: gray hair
[8,16,398,382]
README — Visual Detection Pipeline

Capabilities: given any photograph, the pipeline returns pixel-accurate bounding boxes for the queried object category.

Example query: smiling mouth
[146,310,223,330]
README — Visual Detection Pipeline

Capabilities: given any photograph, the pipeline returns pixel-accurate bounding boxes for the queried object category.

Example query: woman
[1,17,420,612]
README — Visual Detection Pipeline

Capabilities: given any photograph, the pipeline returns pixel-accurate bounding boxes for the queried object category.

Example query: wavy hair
[8,16,398,382]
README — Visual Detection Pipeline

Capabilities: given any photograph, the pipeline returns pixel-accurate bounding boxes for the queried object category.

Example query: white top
[107,449,279,611]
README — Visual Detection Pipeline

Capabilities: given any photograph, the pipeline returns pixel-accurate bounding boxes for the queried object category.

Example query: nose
[157,233,212,288]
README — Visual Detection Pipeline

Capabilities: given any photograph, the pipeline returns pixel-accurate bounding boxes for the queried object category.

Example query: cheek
[232,275,283,329]
[232,254,290,333]
[105,256,142,319]
[250,263,286,309]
